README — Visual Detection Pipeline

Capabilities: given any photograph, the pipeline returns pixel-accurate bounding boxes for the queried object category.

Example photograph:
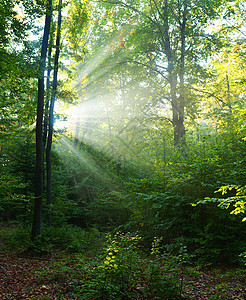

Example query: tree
[80,0,229,146]
[0,0,37,136]
[32,0,53,239]
[0,0,45,224]
[46,0,63,225]
[31,0,90,236]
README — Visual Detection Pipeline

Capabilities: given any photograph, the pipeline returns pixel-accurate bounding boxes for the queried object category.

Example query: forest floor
[0,224,245,299]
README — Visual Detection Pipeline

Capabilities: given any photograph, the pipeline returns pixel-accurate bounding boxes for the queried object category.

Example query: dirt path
[182,270,246,299]
[0,251,77,299]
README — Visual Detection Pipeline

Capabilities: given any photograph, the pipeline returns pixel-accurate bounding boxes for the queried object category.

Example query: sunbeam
[74,22,133,90]
[56,135,121,187]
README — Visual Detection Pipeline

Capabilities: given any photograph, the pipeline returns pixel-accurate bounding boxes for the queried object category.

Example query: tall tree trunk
[43,44,53,149]
[161,0,187,147]
[46,0,62,226]
[32,0,53,240]
[162,0,183,147]
[74,119,80,147]
[174,3,187,147]
[170,80,180,147]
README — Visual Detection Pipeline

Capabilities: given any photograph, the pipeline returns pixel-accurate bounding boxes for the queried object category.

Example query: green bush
[73,232,182,299]
[6,223,101,253]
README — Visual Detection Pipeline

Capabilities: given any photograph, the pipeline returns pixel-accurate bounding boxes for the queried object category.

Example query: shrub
[6,223,101,253]
[73,232,182,299]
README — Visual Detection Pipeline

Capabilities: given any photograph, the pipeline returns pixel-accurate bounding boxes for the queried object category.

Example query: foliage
[0,174,33,221]
[1,0,246,281]
[63,0,91,60]
[1,223,246,298]
[73,232,182,299]
[193,185,246,222]
[6,223,101,253]
[77,0,233,145]
[239,251,246,266]
[0,130,36,222]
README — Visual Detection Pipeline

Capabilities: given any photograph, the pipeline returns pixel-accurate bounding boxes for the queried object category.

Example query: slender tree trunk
[74,119,80,147]
[170,80,180,147]
[162,0,182,146]
[43,44,53,149]
[174,4,187,147]
[46,0,62,226]
[43,42,53,208]
[44,44,53,224]
[162,0,187,147]
[106,104,112,137]
[32,0,53,240]
[226,72,232,112]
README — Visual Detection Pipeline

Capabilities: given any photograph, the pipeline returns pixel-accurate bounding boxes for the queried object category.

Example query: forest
[0,0,246,299]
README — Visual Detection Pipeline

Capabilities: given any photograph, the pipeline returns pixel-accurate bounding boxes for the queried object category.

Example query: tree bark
[46,0,63,226]
[43,44,53,149]
[174,2,187,147]
[32,0,53,240]
[163,0,186,147]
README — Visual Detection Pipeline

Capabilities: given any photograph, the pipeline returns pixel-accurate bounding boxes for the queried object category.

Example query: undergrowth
[1,223,245,299]
[5,223,102,254]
